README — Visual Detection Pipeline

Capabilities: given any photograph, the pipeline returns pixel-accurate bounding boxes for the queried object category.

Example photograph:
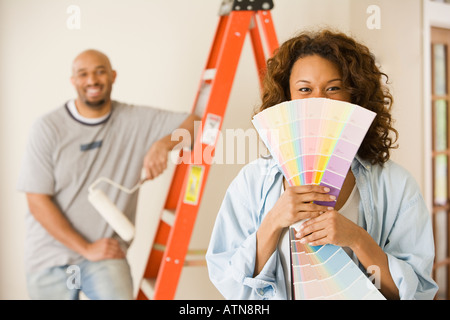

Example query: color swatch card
[252,98,384,300]
[252,98,376,207]
[289,228,385,300]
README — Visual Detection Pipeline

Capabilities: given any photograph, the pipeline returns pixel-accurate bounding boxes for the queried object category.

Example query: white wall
[349,0,426,191]
[0,0,424,299]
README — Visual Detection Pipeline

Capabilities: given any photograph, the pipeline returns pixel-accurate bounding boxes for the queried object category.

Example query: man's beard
[84,98,107,108]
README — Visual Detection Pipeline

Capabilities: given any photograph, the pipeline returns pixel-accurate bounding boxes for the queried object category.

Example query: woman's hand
[295,209,400,299]
[267,185,336,231]
[295,209,363,248]
[254,184,336,276]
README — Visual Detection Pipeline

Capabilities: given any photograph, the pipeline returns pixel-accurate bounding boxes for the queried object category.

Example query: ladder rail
[257,10,279,56]
[249,10,279,86]
[152,10,254,300]
[137,5,279,300]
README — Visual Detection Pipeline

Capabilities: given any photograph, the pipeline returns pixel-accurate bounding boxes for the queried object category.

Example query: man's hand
[26,193,126,262]
[142,138,171,181]
[82,238,126,261]
[142,114,201,181]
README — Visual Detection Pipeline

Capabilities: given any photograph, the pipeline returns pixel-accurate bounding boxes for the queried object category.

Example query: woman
[205,29,438,300]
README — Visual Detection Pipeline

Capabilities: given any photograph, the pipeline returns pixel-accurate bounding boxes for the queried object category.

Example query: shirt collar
[352,154,373,172]
[65,99,113,126]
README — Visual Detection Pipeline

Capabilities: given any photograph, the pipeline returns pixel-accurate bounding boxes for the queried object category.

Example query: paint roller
[88,177,143,242]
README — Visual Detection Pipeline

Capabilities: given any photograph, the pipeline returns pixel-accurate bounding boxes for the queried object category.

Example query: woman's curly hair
[258,29,398,165]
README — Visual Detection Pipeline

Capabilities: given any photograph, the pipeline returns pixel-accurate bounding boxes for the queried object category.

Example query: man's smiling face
[71,50,117,111]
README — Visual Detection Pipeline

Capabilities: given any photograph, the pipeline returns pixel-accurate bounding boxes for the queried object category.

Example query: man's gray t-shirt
[17,100,188,273]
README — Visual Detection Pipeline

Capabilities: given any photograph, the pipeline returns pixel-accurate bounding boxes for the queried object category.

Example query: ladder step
[161,209,176,227]
[184,249,207,266]
[151,243,207,267]
[203,68,216,80]
[139,250,206,300]
[140,278,156,300]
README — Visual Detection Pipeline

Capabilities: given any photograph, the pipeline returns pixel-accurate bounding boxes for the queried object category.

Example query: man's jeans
[26,259,134,300]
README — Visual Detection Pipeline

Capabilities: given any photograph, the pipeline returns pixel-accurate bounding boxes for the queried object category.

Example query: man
[17,49,199,299]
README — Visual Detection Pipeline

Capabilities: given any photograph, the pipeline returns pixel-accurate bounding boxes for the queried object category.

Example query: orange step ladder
[136,0,279,300]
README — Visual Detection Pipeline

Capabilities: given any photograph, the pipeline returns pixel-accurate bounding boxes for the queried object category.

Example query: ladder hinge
[219,0,274,16]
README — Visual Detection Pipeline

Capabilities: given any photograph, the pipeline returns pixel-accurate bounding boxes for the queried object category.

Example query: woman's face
[289,54,351,102]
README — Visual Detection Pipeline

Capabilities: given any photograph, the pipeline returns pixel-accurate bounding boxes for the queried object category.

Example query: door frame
[423,0,450,299]
[424,0,450,211]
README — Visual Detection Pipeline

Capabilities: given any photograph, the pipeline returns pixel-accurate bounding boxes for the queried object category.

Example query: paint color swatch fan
[252,98,385,300]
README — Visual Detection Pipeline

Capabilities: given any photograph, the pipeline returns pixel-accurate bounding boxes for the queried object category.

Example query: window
[431,26,450,300]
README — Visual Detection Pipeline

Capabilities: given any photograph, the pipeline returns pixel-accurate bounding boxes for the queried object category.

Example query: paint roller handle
[88,177,143,194]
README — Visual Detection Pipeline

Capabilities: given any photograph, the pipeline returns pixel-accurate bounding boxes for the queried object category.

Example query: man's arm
[142,113,201,180]
[26,193,125,261]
